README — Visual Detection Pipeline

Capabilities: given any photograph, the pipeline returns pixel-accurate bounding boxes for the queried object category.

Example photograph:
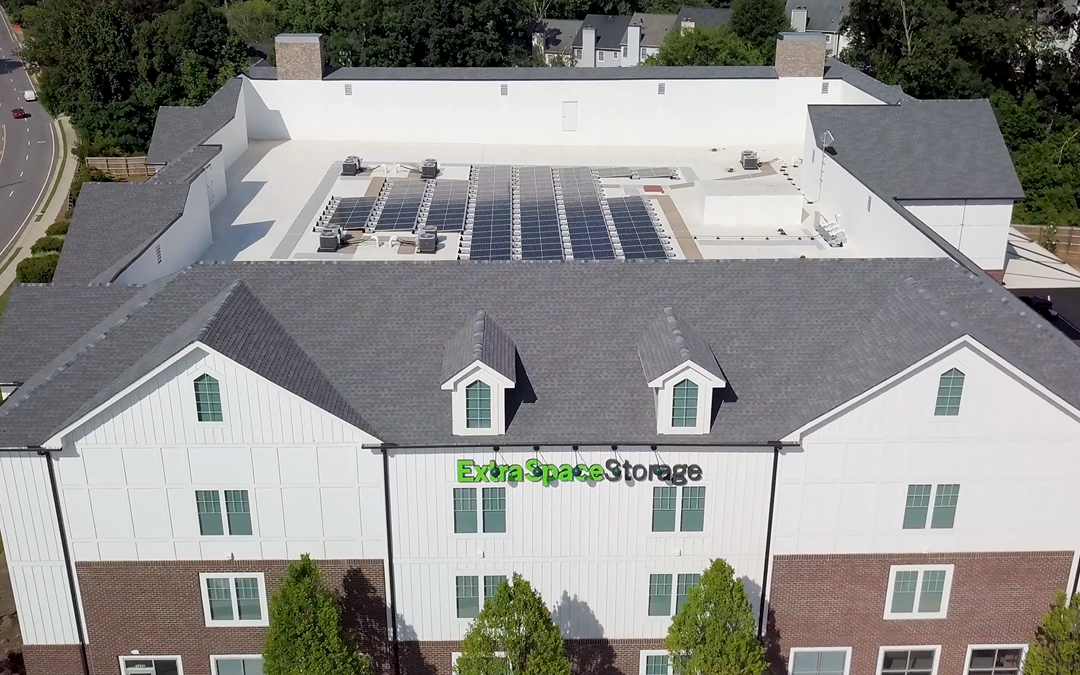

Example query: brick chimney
[275,33,325,80]
[774,32,827,78]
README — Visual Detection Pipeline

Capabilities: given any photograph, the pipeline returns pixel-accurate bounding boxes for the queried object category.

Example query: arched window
[671,379,698,427]
[465,380,492,429]
[934,369,964,416]
[194,374,223,422]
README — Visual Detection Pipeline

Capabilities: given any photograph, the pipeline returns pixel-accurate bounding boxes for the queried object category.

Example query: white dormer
[638,308,726,436]
[441,311,518,436]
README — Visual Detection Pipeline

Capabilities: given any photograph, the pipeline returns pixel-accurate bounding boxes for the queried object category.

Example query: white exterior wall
[900,200,1014,270]
[116,175,213,285]
[54,347,386,564]
[247,77,826,147]
[0,452,80,644]
[205,88,249,171]
[773,342,1080,556]
[388,447,774,641]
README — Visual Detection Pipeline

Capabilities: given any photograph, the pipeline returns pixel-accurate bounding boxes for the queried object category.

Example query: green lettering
[574,464,589,482]
[589,464,605,481]
[543,464,559,486]
[457,460,477,483]
[525,459,542,482]
[558,464,574,482]
[506,464,524,482]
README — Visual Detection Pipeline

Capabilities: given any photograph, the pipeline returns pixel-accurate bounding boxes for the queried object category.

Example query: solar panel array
[515,166,565,260]
[594,167,632,179]
[423,180,469,232]
[326,197,378,231]
[607,196,670,259]
[466,166,514,260]
[554,167,616,260]
[373,179,428,231]
[593,166,678,180]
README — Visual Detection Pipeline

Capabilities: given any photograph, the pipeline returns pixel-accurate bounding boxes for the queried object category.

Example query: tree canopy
[730,0,788,62]
[1024,591,1080,675]
[666,558,767,675]
[455,573,571,675]
[646,25,764,66]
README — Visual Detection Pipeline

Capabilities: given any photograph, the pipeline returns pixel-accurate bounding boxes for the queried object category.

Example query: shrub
[15,253,60,283]
[30,235,64,255]
[45,220,70,236]
[69,165,123,205]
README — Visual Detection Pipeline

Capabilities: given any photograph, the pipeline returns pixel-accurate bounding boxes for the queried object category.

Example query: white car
[23,90,36,102]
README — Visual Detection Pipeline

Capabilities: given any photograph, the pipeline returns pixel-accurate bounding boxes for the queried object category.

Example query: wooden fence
[1014,224,1080,266]
[85,156,158,178]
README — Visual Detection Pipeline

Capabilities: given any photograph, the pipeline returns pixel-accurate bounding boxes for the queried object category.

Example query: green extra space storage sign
[457,458,703,487]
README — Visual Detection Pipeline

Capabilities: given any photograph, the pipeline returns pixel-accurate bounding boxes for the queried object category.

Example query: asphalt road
[0,19,55,259]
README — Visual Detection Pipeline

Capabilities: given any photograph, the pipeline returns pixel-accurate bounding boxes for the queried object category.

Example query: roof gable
[638,308,724,384]
[442,310,517,384]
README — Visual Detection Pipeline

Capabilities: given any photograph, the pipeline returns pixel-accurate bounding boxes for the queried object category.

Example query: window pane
[931,484,959,529]
[466,381,492,429]
[648,574,672,616]
[890,570,918,613]
[207,578,234,621]
[216,660,244,675]
[645,655,669,675]
[225,490,252,535]
[903,484,931,529]
[484,575,507,601]
[918,570,946,613]
[680,486,705,532]
[676,574,699,614]
[195,374,224,422]
[671,379,698,427]
[792,650,847,675]
[152,660,180,675]
[967,648,1023,675]
[242,658,265,675]
[196,490,224,536]
[908,650,935,674]
[482,487,506,533]
[882,651,912,674]
[454,488,478,534]
[235,577,262,620]
[456,576,480,618]
[652,487,677,532]
[934,368,964,416]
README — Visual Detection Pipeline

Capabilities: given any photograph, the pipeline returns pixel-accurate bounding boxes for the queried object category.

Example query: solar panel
[424,180,469,232]
[594,167,632,179]
[608,196,669,259]
[632,167,678,179]
[467,166,513,260]
[554,167,615,260]
[373,179,427,231]
[327,196,378,231]
[515,166,564,261]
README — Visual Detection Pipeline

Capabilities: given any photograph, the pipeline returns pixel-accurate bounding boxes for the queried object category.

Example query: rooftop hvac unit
[417,231,438,253]
[319,231,340,252]
[341,156,362,176]
[421,158,438,180]
[740,151,759,171]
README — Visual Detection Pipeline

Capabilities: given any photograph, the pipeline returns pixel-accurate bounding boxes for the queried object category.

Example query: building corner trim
[381,447,400,675]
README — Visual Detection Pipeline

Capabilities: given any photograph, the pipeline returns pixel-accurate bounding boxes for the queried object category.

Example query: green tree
[666,558,767,675]
[646,25,764,66]
[263,554,371,675]
[730,0,788,62]
[455,573,571,675]
[225,0,282,45]
[1024,591,1080,675]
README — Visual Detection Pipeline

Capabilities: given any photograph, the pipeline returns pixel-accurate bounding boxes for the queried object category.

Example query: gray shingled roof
[442,311,518,383]
[626,13,677,48]
[787,0,847,32]
[247,65,779,80]
[52,183,190,285]
[572,14,633,50]
[674,6,732,27]
[146,78,242,165]
[3,259,1079,449]
[149,145,221,185]
[535,18,583,53]
[808,100,1025,200]
[823,59,916,105]
[638,308,723,382]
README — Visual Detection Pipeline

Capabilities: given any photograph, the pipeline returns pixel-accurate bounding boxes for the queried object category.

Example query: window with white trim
[652,486,706,532]
[903,484,959,530]
[195,489,252,536]
[878,648,937,675]
[121,657,183,675]
[598,50,605,61]
[965,646,1024,675]
[200,573,268,627]
[934,368,964,415]
[212,656,264,675]
[639,650,675,675]
[791,648,849,675]
[194,374,224,422]
[884,566,953,619]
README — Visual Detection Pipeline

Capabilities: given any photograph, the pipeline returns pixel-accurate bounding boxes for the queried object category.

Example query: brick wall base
[398,638,665,675]
[73,559,387,675]
[768,551,1073,675]
[23,644,86,675]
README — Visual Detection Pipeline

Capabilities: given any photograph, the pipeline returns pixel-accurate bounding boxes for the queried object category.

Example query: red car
[11,108,26,119]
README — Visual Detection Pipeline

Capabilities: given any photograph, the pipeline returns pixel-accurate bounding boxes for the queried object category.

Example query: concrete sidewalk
[0,115,75,292]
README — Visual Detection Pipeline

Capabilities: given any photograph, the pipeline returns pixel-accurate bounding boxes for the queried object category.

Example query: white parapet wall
[692,174,804,229]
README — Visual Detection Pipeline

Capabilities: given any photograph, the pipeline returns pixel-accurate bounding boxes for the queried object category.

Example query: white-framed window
[119,656,184,675]
[211,655,264,675]
[195,489,253,536]
[647,572,700,616]
[574,48,582,59]
[934,368,965,416]
[883,565,953,620]
[622,46,628,57]
[964,645,1025,675]
[455,574,508,619]
[877,646,939,675]
[200,573,269,627]
[442,365,513,436]
[903,484,959,529]
[651,486,706,532]
[194,373,224,422]
[790,647,851,675]
[640,650,674,674]
[598,50,605,61]
[613,49,619,59]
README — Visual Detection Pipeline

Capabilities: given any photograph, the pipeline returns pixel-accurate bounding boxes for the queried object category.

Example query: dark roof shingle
[146,78,242,165]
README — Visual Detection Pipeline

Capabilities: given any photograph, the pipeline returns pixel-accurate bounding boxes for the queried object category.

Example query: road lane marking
[18,171,22,177]
[8,191,12,197]
[0,125,6,166]
[24,154,27,160]
[35,140,45,143]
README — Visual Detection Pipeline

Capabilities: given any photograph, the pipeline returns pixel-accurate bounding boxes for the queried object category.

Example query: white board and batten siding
[54,346,386,563]
[0,452,79,644]
[388,447,774,642]
[773,343,1080,557]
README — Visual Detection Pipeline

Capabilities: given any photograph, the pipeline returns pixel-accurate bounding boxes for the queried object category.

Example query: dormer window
[442,311,518,436]
[194,374,223,422]
[671,379,698,427]
[466,381,492,429]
